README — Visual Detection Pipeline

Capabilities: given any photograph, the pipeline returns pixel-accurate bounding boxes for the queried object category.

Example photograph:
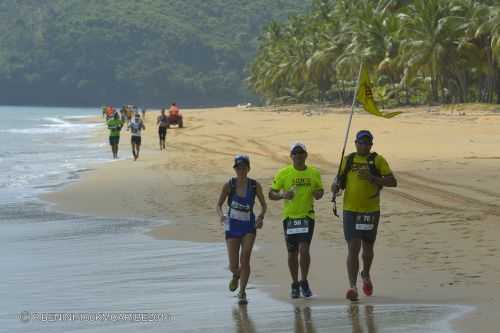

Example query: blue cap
[233,155,250,168]
[356,130,373,142]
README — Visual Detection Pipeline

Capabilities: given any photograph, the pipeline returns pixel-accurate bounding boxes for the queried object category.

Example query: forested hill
[0,0,309,107]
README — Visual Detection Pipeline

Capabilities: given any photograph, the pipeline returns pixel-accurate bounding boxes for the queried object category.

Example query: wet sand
[44,104,500,332]
[3,203,468,333]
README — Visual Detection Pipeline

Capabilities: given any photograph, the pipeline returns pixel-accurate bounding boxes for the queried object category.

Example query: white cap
[290,142,307,153]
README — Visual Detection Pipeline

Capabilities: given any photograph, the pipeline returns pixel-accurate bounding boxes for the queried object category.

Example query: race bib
[229,209,251,222]
[286,218,309,235]
[355,214,375,231]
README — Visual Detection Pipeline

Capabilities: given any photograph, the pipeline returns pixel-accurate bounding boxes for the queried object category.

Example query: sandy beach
[44,104,500,332]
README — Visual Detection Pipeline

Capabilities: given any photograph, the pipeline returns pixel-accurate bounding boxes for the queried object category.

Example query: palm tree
[398,0,463,103]
[445,0,488,102]
[475,2,500,102]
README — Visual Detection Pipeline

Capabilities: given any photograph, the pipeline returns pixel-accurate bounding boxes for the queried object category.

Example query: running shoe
[300,280,313,298]
[346,288,359,301]
[229,274,239,292]
[361,271,373,296]
[291,282,300,299]
[238,291,248,305]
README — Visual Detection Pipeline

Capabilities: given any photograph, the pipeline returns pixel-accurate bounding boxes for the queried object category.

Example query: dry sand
[44,104,500,332]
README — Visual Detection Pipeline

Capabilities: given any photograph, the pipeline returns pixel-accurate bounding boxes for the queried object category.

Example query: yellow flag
[356,65,401,118]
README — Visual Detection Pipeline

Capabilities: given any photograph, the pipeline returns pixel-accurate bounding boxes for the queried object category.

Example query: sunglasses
[234,163,249,170]
[356,140,372,145]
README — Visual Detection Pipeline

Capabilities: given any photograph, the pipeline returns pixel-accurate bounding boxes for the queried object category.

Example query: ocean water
[0,106,106,204]
[0,106,471,332]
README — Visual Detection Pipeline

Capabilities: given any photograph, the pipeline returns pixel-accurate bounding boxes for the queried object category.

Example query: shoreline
[42,104,500,333]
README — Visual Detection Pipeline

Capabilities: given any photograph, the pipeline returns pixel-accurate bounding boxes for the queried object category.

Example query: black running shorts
[343,211,380,242]
[282,217,315,252]
[109,136,120,145]
[131,136,141,145]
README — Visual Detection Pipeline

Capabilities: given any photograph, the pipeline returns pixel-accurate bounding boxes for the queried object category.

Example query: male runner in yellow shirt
[332,130,397,301]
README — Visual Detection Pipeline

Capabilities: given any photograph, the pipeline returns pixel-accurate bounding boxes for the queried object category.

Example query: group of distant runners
[103,103,180,160]
[216,131,397,305]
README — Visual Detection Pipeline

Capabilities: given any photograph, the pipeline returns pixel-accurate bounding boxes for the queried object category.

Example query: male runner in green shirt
[106,112,123,159]
[269,142,324,298]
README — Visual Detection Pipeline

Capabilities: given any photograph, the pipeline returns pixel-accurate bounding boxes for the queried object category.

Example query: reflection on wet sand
[292,305,377,333]
[349,305,377,333]
[233,305,256,333]
[229,303,462,333]
[294,306,317,333]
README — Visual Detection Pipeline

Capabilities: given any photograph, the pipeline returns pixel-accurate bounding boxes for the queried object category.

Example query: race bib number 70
[355,214,375,231]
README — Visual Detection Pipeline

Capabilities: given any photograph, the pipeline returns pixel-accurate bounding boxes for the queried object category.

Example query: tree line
[248,0,500,107]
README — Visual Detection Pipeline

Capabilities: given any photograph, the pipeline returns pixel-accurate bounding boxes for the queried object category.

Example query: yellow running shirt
[271,165,323,219]
[341,153,392,213]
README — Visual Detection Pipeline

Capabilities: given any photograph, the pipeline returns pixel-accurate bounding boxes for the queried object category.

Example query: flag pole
[332,62,364,216]
[339,62,364,171]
